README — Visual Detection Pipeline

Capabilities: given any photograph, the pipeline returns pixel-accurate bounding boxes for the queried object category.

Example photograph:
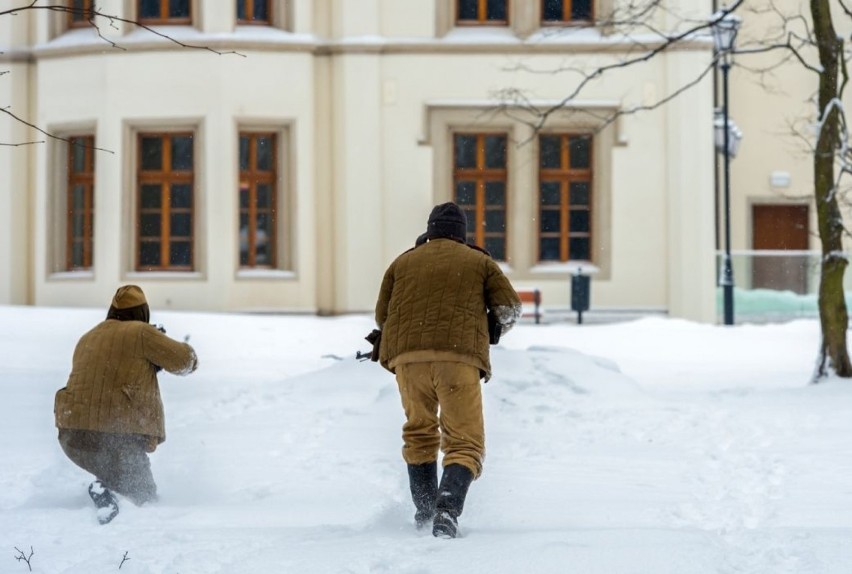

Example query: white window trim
[123,119,206,278]
[234,0,292,31]
[234,121,295,275]
[47,126,98,279]
[436,0,609,38]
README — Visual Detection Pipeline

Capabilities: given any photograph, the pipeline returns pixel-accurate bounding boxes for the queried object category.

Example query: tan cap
[111,285,147,309]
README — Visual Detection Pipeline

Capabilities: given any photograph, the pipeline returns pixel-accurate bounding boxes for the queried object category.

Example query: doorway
[751,204,809,294]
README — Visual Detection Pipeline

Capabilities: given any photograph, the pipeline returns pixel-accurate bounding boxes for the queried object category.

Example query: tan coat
[375,238,521,380]
[55,320,197,443]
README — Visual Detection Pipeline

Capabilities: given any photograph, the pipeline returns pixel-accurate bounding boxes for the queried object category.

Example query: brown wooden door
[751,204,809,293]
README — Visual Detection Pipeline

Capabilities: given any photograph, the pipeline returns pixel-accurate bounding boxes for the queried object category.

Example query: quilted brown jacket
[375,238,521,381]
[54,319,198,443]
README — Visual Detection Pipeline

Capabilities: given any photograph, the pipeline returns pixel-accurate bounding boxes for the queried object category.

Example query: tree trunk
[811,0,852,380]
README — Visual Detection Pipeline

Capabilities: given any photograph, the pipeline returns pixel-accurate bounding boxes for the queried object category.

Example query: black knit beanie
[426,202,467,242]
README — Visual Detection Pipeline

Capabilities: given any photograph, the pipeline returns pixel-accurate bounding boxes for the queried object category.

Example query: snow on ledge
[34,26,321,56]
[32,25,711,58]
[529,262,600,275]
[235,269,296,280]
[48,270,95,281]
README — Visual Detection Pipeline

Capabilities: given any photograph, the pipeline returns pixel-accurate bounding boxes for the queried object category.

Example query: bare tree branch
[3,4,246,57]
[13,546,34,572]
[596,59,718,130]
[837,0,852,20]
[503,0,745,133]
[496,55,719,147]
[0,107,114,152]
[0,1,38,18]
[1,2,247,149]
[0,140,45,147]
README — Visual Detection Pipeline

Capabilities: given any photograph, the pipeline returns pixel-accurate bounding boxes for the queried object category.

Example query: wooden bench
[516,288,542,324]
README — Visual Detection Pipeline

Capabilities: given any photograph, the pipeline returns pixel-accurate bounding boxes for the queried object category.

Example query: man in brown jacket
[375,202,521,538]
[54,285,198,524]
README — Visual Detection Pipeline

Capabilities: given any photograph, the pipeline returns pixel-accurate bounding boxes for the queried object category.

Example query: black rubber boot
[88,480,119,525]
[407,462,438,529]
[432,464,474,539]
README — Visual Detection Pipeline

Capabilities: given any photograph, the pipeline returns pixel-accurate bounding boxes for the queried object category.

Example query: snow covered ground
[1,305,850,573]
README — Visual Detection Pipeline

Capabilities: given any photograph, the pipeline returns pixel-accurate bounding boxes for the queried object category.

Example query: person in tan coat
[374,202,521,538]
[54,285,198,524]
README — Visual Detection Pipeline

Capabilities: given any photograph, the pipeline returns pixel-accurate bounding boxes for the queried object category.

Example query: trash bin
[571,269,590,324]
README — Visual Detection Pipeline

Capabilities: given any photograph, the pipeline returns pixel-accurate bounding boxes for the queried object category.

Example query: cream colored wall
[730,0,852,253]
[0,62,32,306]
[664,50,716,322]
[357,47,714,318]
[328,53,386,313]
[0,8,34,306]
[729,65,818,251]
[2,9,32,46]
[313,54,335,314]
[32,49,318,312]
[330,0,379,37]
[606,109,670,310]
[8,0,719,321]
[380,0,434,38]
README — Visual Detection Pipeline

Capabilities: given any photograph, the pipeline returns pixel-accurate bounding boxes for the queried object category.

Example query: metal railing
[716,250,852,322]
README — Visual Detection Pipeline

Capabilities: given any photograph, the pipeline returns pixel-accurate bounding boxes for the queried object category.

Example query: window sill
[236,269,296,280]
[48,270,95,281]
[529,262,599,275]
[530,25,600,39]
[443,27,518,43]
[125,271,204,280]
[234,24,289,35]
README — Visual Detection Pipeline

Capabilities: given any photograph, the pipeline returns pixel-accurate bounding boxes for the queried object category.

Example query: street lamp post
[711,9,741,326]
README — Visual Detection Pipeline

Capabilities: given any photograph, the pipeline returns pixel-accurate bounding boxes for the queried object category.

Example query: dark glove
[150,325,167,371]
[487,311,502,345]
[365,329,382,362]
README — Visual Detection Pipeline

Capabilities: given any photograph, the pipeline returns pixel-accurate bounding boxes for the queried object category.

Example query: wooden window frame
[137,0,192,25]
[66,135,95,270]
[136,132,195,271]
[452,132,509,260]
[239,132,278,268]
[237,0,272,25]
[538,133,593,262]
[541,0,595,25]
[456,0,510,26]
[67,0,96,29]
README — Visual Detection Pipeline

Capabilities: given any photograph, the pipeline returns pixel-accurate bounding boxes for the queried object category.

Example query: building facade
[0,0,718,321]
[722,0,844,301]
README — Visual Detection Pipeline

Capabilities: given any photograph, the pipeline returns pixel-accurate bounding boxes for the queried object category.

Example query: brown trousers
[58,429,157,506]
[395,361,485,478]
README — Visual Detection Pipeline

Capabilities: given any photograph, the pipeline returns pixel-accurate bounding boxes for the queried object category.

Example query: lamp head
[711,9,741,53]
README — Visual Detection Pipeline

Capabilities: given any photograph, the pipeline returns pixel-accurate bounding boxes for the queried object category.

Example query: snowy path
[1,307,851,573]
